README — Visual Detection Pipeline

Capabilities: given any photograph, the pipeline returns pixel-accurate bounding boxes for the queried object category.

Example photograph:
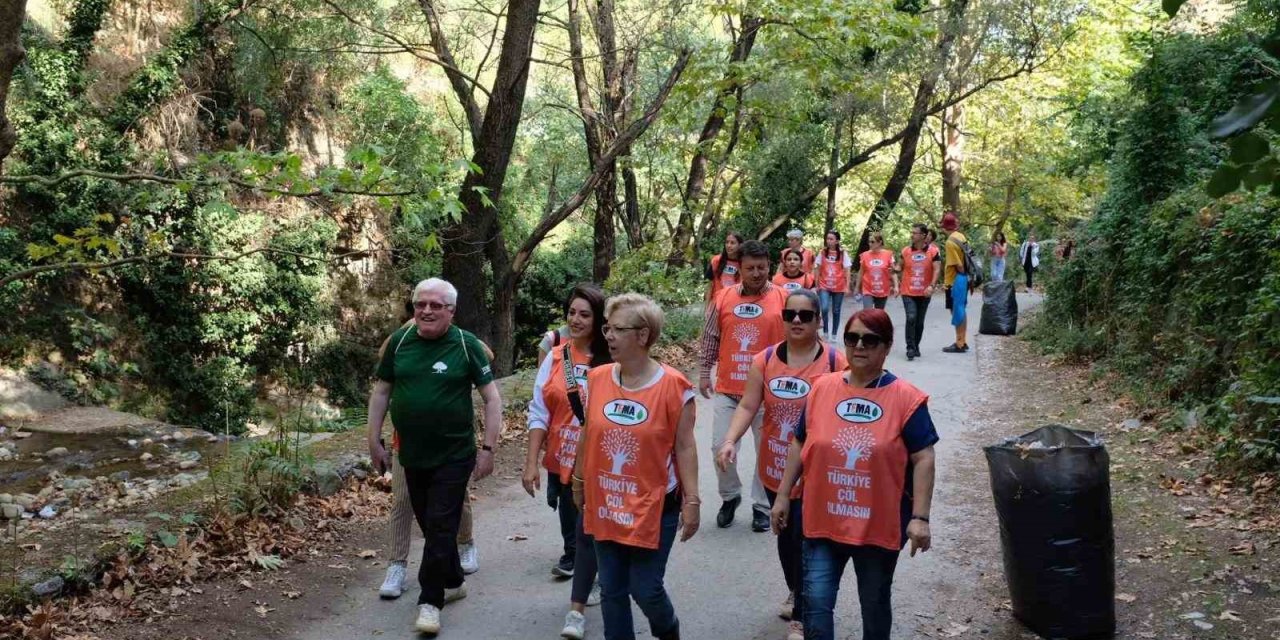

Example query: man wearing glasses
[366,278,504,635]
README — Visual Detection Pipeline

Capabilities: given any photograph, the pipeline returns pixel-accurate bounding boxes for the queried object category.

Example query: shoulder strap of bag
[827,344,837,372]
[561,343,586,424]
[552,330,562,347]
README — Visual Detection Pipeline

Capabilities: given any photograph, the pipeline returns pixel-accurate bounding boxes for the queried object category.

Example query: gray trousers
[710,393,769,512]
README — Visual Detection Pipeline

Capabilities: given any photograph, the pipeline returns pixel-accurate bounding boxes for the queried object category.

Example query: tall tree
[0,0,30,172]
[940,102,965,214]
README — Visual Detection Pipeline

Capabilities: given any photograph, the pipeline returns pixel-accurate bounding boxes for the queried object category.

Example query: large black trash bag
[980,280,1018,335]
[983,425,1116,639]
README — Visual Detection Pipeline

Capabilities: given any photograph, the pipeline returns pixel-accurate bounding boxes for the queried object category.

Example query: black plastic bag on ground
[983,425,1115,639]
[980,281,1018,335]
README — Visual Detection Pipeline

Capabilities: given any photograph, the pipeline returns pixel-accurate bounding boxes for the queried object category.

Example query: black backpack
[948,235,983,288]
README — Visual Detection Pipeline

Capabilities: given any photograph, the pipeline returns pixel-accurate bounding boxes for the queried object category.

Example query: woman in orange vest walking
[853,232,898,310]
[572,293,701,640]
[715,288,847,640]
[773,248,817,293]
[815,230,853,342]
[523,284,611,639]
[706,231,746,303]
[771,309,938,640]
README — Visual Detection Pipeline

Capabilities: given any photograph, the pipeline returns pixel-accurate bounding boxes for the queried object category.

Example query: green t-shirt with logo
[376,324,495,469]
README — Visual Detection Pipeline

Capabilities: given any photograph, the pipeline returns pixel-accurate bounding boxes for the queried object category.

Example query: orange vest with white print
[780,247,816,275]
[800,373,928,550]
[900,245,938,297]
[753,343,848,498]
[709,255,741,298]
[817,250,848,292]
[541,344,594,483]
[859,249,895,297]
[714,285,787,396]
[771,271,816,292]
[582,364,692,549]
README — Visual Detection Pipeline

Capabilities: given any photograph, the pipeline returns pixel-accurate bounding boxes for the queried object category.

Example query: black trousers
[547,473,578,562]
[404,455,476,607]
[764,489,805,621]
[1024,255,1035,289]
[901,296,931,352]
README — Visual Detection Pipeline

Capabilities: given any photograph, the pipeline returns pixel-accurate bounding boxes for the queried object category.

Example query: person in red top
[989,231,1008,282]
[572,293,700,640]
[771,309,938,640]
[715,288,848,640]
[897,223,942,361]
[778,228,816,275]
[853,232,898,310]
[700,240,787,531]
[706,231,746,303]
[772,249,816,292]
[522,284,611,639]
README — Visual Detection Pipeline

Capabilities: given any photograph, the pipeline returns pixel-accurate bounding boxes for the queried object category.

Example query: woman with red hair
[771,309,939,640]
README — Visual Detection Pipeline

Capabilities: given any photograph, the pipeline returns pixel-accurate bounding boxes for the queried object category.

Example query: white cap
[786,229,803,239]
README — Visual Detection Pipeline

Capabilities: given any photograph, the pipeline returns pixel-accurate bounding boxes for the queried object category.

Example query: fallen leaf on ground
[357,549,377,558]
[238,579,254,590]
[507,534,528,541]
[254,602,275,617]
[940,622,969,637]
[1228,541,1256,555]
[282,590,302,599]
[1218,610,1242,621]
[1116,593,1136,603]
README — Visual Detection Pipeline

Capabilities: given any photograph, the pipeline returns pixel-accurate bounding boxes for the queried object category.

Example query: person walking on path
[706,231,746,303]
[898,224,941,361]
[700,240,787,532]
[853,232,898,310]
[773,248,816,293]
[989,232,1008,282]
[572,293,701,640]
[367,278,503,635]
[715,289,847,640]
[1019,232,1040,291]
[815,230,853,342]
[523,284,610,638]
[779,228,816,276]
[940,213,971,353]
[771,309,938,640]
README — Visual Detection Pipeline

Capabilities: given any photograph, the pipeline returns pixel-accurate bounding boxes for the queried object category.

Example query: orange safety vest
[779,247,816,275]
[541,344,594,483]
[709,254,741,298]
[899,245,939,297]
[859,249,895,297]
[817,250,848,292]
[713,285,787,396]
[771,271,816,292]
[582,364,692,549]
[753,343,848,498]
[800,373,928,550]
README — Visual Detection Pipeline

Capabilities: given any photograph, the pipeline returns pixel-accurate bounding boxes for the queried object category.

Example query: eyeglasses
[603,325,643,335]
[413,301,454,311]
[781,309,818,323]
[844,332,887,349]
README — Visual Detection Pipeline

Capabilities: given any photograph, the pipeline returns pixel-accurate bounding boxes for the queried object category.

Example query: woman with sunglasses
[771,309,938,640]
[772,249,817,293]
[524,284,611,638]
[715,289,847,640]
[572,293,700,640]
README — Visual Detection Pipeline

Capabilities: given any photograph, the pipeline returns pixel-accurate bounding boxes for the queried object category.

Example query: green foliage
[232,439,313,516]
[514,229,594,367]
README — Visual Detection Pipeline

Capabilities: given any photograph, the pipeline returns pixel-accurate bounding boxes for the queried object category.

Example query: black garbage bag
[984,425,1115,640]
[980,281,1018,335]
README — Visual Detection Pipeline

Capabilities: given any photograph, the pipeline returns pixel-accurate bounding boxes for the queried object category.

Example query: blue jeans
[950,273,969,327]
[990,257,1006,282]
[802,538,901,640]
[595,498,680,640]
[818,290,845,334]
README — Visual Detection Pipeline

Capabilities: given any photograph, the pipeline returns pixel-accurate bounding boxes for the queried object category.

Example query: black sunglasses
[844,331,887,349]
[781,309,818,323]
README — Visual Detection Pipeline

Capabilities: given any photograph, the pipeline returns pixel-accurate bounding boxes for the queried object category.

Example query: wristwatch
[910,515,930,523]
[480,444,494,452]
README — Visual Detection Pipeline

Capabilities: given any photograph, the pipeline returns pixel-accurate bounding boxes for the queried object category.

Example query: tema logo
[912,253,926,262]
[733,303,764,319]
[783,282,802,291]
[604,399,648,426]
[573,364,589,385]
[768,376,811,400]
[835,398,883,423]
[869,258,885,267]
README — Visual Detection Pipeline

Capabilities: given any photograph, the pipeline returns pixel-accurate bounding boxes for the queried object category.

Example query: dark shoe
[552,555,574,578]
[906,349,916,361]
[751,508,770,532]
[716,496,741,528]
[942,343,968,353]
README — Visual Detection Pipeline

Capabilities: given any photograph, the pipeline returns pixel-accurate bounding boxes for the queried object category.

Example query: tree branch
[416,0,486,143]
[0,168,417,197]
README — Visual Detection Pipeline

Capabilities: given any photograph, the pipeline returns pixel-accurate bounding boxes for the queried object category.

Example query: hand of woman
[679,500,701,542]
[571,480,584,509]
[521,463,540,497]
[907,519,931,556]
[770,496,790,535]
[714,442,736,472]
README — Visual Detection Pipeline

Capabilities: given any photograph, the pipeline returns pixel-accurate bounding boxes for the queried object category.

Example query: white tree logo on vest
[732,324,760,352]
[833,427,875,470]
[602,429,639,475]
[432,361,448,374]
[826,426,876,520]
[774,402,804,444]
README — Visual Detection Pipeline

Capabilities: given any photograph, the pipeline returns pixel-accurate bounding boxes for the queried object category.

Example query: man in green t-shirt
[366,277,502,635]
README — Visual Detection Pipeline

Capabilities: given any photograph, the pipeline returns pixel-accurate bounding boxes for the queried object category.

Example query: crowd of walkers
[365,213,1005,639]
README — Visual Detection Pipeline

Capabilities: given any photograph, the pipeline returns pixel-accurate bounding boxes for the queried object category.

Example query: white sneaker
[561,610,586,639]
[379,563,407,599]
[586,581,602,607]
[786,620,804,640]
[444,584,467,604]
[778,591,794,620]
[415,604,441,634]
[459,542,479,574]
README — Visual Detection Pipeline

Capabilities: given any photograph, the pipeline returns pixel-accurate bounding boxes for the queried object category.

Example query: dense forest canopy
[0,0,1275,468]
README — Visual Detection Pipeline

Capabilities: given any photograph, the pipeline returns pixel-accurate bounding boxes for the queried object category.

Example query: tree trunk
[439,0,542,375]
[666,15,762,267]
[417,0,484,144]
[0,0,30,172]
[621,162,643,248]
[941,102,964,214]
[825,116,842,232]
[592,167,617,281]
